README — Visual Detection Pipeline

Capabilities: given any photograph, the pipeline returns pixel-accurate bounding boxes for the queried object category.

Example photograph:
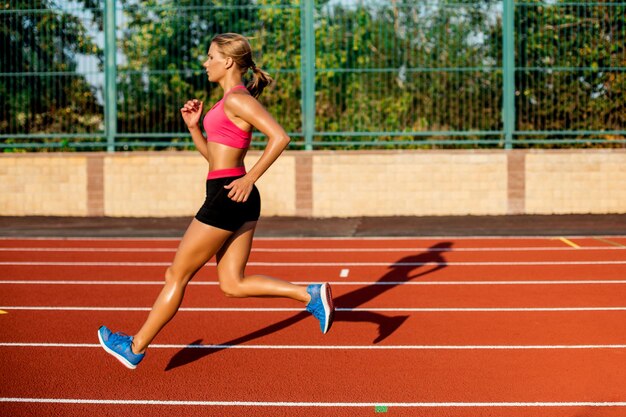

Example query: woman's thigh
[170,219,233,280]
[215,221,256,284]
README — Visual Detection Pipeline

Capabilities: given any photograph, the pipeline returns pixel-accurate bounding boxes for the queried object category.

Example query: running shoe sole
[97,328,138,370]
[321,283,335,334]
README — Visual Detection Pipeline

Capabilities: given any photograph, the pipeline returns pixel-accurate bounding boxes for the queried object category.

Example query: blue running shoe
[306,283,334,334]
[97,326,144,369]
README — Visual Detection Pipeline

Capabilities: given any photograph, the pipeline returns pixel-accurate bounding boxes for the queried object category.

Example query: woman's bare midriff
[207,141,248,171]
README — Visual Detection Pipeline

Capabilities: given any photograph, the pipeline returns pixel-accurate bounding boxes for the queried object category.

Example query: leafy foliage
[0,0,103,150]
[1,0,624,150]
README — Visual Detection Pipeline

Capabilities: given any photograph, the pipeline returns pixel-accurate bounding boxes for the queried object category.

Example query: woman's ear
[224,56,234,69]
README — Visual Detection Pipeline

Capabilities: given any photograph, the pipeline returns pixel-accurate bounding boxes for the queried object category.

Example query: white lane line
[2,342,626,350]
[340,268,350,278]
[0,280,171,285]
[4,279,626,286]
[1,260,626,266]
[2,398,626,407]
[0,261,169,266]
[4,306,626,313]
[2,235,625,241]
[0,247,175,252]
[0,246,624,252]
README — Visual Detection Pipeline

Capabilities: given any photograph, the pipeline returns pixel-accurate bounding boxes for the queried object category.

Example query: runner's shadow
[165,242,452,371]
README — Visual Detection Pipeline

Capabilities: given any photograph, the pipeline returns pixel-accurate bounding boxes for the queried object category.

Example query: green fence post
[502,0,515,149]
[300,0,315,151]
[104,0,117,152]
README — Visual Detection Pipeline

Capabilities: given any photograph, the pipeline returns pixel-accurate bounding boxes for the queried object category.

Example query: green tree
[315,0,501,148]
[514,0,626,145]
[0,0,103,149]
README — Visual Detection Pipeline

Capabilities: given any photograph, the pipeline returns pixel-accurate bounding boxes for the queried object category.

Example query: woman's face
[203,43,227,82]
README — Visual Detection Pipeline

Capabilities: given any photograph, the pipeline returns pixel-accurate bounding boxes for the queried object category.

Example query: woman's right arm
[180,99,209,162]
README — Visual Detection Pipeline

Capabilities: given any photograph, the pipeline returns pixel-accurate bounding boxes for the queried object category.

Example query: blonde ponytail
[247,64,274,98]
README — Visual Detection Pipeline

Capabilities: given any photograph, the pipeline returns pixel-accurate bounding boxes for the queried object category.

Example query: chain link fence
[1,0,625,151]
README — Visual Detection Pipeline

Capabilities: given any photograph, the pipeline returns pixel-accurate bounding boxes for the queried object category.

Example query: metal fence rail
[1,0,625,151]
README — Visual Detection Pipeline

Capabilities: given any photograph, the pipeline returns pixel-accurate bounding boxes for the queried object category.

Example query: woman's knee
[164,266,192,287]
[218,275,246,298]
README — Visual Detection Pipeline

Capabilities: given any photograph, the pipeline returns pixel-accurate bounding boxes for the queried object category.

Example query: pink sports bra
[203,85,252,149]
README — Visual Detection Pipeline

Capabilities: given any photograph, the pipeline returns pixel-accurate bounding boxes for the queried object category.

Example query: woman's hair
[210,33,273,98]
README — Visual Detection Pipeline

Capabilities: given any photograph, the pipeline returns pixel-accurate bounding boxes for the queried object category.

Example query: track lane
[0,236,592,249]
[3,402,626,417]
[2,347,626,415]
[4,281,626,309]
[1,244,624,263]
[3,309,626,347]
[2,237,626,417]
[1,235,624,246]
[2,263,626,282]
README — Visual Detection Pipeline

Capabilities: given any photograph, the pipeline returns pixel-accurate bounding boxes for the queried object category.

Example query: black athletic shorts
[194,176,261,232]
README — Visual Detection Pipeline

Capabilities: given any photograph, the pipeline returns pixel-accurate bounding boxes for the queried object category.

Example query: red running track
[1,236,626,417]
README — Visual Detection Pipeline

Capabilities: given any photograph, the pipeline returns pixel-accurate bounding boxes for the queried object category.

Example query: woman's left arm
[223,94,291,203]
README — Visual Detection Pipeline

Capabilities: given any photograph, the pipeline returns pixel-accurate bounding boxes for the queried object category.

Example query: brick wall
[0,155,88,216]
[1,150,624,217]
[525,151,626,214]
[310,152,508,216]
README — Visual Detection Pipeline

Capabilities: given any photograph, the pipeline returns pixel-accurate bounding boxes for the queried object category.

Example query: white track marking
[4,306,626,313]
[2,398,626,407]
[340,269,350,278]
[1,260,626,267]
[4,279,626,286]
[0,246,624,252]
[2,342,626,350]
[1,235,625,241]
[0,280,170,285]
[0,247,175,252]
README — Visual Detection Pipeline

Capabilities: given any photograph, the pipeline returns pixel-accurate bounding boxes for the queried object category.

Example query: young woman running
[98,33,334,369]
